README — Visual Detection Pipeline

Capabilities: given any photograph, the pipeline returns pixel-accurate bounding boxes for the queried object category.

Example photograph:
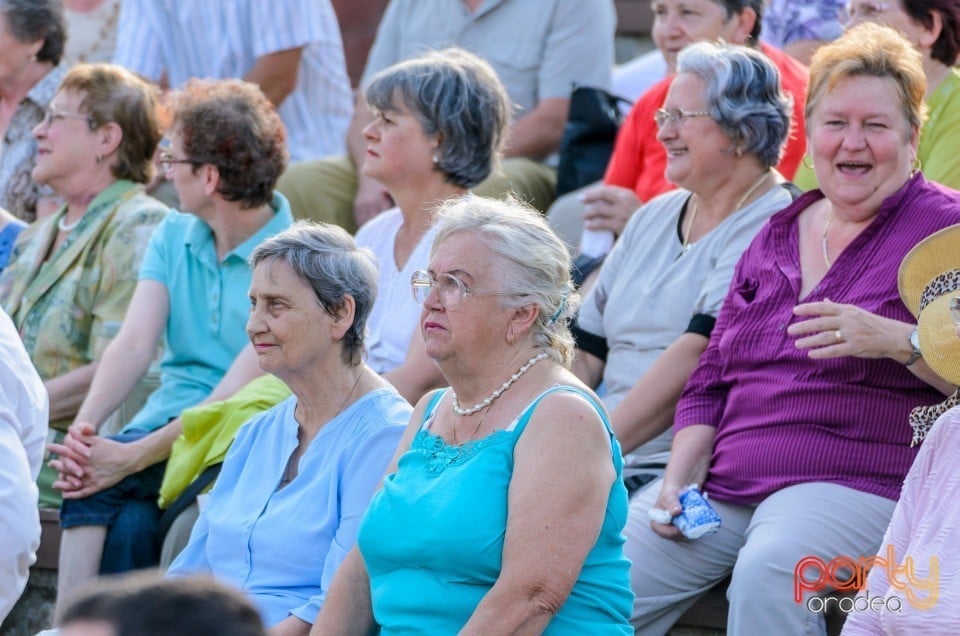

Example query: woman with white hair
[312,196,634,634]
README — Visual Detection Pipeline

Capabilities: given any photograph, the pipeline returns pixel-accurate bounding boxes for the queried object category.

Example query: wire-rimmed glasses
[653,108,712,129]
[410,269,512,309]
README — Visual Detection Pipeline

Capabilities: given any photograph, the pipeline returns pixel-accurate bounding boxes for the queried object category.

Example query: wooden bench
[35,508,61,571]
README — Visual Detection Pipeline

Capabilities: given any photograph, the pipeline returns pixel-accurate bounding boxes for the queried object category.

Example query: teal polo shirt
[122,193,293,433]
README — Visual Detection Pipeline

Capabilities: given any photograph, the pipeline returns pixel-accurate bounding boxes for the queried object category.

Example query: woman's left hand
[49,432,141,499]
[790,299,911,361]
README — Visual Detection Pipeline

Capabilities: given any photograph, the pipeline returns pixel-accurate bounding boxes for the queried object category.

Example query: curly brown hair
[170,79,288,209]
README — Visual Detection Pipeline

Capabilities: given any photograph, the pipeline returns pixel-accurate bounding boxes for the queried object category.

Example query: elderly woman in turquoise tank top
[311,196,634,634]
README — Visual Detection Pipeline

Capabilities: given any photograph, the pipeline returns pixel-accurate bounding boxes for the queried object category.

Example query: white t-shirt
[355,209,438,374]
[0,309,48,620]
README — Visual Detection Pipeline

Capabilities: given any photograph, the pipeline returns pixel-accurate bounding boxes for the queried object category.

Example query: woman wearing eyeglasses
[570,41,795,494]
[624,24,960,634]
[352,47,510,402]
[795,0,960,191]
[313,195,633,634]
[0,63,167,507]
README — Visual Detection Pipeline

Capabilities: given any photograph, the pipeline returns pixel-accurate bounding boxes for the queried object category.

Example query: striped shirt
[676,174,960,505]
[113,0,352,161]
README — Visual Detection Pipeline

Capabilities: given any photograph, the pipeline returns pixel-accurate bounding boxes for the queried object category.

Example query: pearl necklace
[451,352,549,416]
[57,214,81,233]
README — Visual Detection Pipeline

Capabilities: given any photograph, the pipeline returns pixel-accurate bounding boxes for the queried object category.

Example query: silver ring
[834,330,843,343]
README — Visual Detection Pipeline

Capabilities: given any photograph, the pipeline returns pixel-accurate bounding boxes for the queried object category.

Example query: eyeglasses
[839,2,893,26]
[654,108,712,129]
[40,105,94,128]
[158,151,196,171]
[410,270,513,309]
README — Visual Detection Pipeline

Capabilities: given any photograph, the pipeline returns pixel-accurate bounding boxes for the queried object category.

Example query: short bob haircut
[364,47,510,189]
[61,572,266,636]
[806,23,927,132]
[712,0,764,42]
[170,79,288,209]
[430,196,580,366]
[901,0,960,66]
[250,221,378,367]
[676,41,791,169]
[0,0,66,65]
[59,64,162,184]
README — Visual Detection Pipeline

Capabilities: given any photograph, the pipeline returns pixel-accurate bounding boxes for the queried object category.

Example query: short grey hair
[431,196,580,366]
[0,0,66,65]
[365,47,510,189]
[249,221,378,366]
[677,41,791,169]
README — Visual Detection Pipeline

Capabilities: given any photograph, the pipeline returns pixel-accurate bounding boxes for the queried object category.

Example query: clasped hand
[47,421,138,499]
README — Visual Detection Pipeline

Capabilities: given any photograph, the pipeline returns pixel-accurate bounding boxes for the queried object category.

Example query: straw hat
[897,224,960,387]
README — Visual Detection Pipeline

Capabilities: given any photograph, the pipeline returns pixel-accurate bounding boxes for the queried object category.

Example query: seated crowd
[2,1,960,635]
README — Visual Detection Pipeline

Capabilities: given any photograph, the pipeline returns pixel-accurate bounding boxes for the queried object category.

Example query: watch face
[910,328,921,351]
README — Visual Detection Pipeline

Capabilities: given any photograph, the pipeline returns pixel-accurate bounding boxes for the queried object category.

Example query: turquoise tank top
[357,384,634,634]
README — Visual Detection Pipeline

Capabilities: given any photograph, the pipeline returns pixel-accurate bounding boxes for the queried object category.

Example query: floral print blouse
[0,64,67,223]
[762,0,844,49]
[0,180,168,429]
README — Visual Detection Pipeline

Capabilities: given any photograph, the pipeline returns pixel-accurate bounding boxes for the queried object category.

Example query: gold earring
[912,156,922,175]
[802,154,814,170]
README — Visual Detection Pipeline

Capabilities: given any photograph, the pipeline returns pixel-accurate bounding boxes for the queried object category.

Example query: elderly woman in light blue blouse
[167,222,410,635]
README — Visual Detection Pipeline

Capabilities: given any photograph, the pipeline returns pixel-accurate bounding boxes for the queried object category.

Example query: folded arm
[244,47,303,108]
[503,97,569,160]
[52,342,263,499]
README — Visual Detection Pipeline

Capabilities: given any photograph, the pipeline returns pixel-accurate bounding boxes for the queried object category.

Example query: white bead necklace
[57,214,81,233]
[452,352,549,416]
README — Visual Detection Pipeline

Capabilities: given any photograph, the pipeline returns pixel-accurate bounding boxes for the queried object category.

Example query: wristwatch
[905,328,923,366]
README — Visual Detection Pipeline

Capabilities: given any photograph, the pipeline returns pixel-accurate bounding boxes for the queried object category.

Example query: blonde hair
[806,23,927,131]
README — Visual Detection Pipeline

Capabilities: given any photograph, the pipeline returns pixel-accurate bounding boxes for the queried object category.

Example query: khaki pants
[625,480,895,635]
[277,155,558,233]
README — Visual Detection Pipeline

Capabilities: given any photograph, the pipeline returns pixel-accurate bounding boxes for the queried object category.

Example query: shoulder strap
[419,389,448,431]
[513,385,619,463]
[156,462,222,543]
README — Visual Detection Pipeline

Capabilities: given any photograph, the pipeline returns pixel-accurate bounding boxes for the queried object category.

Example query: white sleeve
[0,422,40,621]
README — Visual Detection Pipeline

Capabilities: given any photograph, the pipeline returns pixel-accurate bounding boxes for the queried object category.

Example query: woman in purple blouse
[624,24,960,635]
